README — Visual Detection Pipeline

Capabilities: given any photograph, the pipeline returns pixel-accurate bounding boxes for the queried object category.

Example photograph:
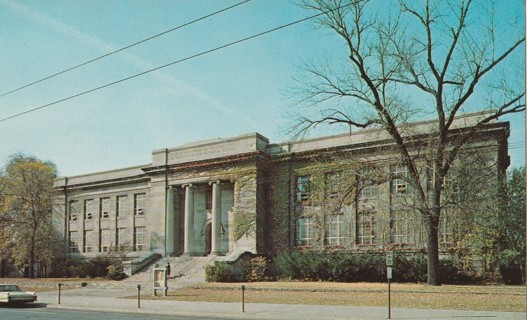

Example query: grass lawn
[4,278,525,312]
[142,282,526,313]
[2,278,110,292]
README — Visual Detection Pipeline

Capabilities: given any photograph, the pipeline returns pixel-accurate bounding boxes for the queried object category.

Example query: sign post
[153,267,168,297]
[386,251,394,319]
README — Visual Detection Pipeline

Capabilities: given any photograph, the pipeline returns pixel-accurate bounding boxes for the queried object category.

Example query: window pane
[117,196,128,217]
[135,194,146,215]
[296,176,311,203]
[296,217,313,246]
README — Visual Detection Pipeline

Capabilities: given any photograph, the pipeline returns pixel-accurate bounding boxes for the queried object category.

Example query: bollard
[241,285,245,313]
[58,283,62,305]
[137,285,141,308]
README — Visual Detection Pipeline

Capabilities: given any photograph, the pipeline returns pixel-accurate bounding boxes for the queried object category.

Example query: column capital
[182,183,194,189]
[209,180,221,186]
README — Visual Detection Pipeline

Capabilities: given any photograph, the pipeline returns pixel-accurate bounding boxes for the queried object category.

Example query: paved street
[0,307,235,320]
[8,287,518,320]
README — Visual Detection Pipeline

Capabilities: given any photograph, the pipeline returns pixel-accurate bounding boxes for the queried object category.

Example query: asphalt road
[0,304,235,320]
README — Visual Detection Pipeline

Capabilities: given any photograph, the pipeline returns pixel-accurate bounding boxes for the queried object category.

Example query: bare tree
[291,0,525,285]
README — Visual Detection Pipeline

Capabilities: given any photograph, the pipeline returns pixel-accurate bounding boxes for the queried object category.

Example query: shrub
[245,256,271,282]
[205,261,233,282]
[88,255,112,278]
[391,252,427,283]
[107,262,127,280]
[276,251,387,282]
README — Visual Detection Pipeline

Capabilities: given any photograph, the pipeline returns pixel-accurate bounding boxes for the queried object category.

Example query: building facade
[53,113,510,260]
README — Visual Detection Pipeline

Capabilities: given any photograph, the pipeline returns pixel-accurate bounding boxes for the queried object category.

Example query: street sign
[386,251,394,266]
[387,266,392,279]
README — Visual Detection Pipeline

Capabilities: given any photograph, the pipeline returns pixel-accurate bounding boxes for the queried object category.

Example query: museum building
[53,113,510,264]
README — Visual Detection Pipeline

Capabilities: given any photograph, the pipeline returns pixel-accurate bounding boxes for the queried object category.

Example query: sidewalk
[37,287,526,320]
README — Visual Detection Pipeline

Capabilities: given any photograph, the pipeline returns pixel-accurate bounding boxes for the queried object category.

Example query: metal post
[241,285,245,313]
[58,283,62,305]
[137,285,141,308]
[387,276,391,319]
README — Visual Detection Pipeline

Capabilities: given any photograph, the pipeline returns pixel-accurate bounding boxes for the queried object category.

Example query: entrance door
[204,221,212,255]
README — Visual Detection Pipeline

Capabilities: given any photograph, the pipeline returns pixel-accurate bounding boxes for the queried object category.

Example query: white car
[0,284,37,305]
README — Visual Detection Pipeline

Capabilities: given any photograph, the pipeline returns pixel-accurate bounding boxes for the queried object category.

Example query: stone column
[183,184,194,255]
[210,180,222,255]
[165,186,175,256]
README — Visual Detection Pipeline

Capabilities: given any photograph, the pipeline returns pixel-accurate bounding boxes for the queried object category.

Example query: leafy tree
[498,167,525,283]
[0,154,59,278]
[451,166,525,284]
[291,0,525,285]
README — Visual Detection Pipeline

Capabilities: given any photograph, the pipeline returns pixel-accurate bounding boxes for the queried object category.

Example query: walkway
[36,287,525,320]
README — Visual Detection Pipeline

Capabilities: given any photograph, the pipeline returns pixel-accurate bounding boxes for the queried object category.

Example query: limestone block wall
[53,180,150,258]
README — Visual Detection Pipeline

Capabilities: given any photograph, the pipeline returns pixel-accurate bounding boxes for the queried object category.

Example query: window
[439,209,453,244]
[69,200,79,221]
[134,193,146,216]
[326,215,348,246]
[296,217,314,246]
[117,228,128,250]
[134,226,146,251]
[360,185,378,198]
[83,230,93,253]
[205,190,212,211]
[391,210,414,244]
[296,176,311,203]
[68,231,78,253]
[100,197,110,218]
[391,164,408,194]
[116,196,128,217]
[325,172,341,199]
[443,177,461,202]
[357,211,375,245]
[100,229,111,252]
[84,199,94,220]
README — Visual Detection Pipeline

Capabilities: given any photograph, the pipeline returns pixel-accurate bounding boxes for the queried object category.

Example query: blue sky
[0,0,524,177]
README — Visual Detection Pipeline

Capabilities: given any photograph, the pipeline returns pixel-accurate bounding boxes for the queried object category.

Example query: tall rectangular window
[296,217,314,246]
[100,197,110,219]
[391,164,408,194]
[116,196,128,217]
[100,229,111,252]
[296,176,311,204]
[68,231,78,253]
[134,226,146,251]
[439,209,453,244]
[391,210,414,244]
[359,185,378,198]
[134,193,146,216]
[205,190,212,211]
[84,199,94,220]
[357,211,375,245]
[325,172,341,199]
[117,227,128,250]
[69,200,80,221]
[326,215,348,246]
[83,230,93,253]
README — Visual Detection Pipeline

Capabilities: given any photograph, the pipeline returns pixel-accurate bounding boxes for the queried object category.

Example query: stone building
[53,113,509,266]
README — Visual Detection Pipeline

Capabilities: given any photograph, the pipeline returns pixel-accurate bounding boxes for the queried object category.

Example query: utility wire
[0,3,352,123]
[0,0,251,99]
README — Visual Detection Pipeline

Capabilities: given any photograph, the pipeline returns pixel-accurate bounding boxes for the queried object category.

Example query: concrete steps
[124,255,220,286]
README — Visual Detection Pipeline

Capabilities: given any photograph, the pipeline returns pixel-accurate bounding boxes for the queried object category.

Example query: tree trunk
[426,213,441,286]
[29,235,36,279]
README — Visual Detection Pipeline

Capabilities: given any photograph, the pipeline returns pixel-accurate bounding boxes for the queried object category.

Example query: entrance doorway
[203,220,212,255]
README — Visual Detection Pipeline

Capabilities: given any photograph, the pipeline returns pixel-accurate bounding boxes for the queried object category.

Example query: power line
[0,3,351,123]
[0,0,251,99]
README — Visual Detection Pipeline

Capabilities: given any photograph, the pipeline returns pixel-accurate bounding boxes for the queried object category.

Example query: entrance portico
[165,180,231,256]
